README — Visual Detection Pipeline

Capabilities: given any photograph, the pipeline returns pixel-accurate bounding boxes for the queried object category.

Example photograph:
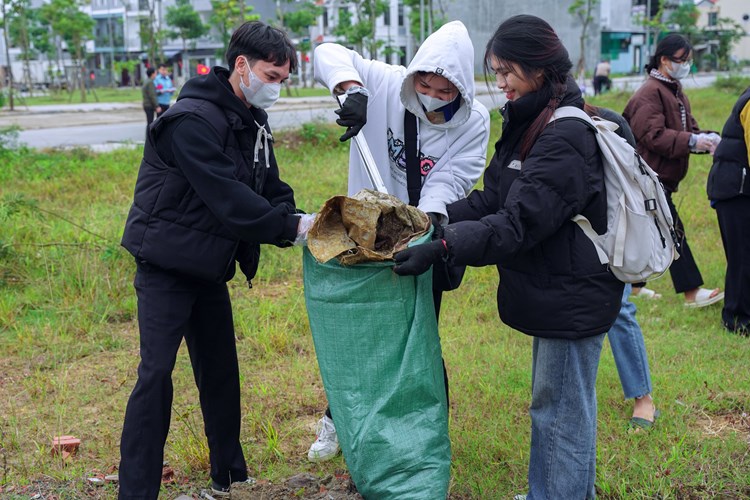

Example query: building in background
[700,0,750,63]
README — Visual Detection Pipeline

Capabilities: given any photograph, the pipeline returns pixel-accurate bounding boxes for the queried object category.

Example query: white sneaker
[307,415,340,462]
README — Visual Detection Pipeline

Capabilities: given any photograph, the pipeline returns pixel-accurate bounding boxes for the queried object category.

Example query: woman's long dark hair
[645,34,692,73]
[484,15,573,160]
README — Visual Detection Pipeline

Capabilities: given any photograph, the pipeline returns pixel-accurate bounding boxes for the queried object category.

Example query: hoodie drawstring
[254,120,272,168]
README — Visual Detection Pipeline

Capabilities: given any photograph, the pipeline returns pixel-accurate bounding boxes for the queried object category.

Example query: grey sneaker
[210,477,256,497]
[307,414,340,462]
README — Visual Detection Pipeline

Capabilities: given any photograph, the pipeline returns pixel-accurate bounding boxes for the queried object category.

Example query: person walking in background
[141,68,161,135]
[154,63,176,116]
[707,85,750,335]
[393,15,623,498]
[586,103,659,428]
[593,58,611,95]
[309,20,490,463]
[623,34,724,308]
[118,21,313,498]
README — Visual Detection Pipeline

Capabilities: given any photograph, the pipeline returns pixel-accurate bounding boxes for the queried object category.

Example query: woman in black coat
[394,15,623,499]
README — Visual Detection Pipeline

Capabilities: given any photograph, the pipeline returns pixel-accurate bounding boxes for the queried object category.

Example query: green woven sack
[303,243,450,500]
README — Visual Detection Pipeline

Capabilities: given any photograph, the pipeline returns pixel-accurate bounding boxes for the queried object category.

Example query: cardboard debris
[308,189,429,265]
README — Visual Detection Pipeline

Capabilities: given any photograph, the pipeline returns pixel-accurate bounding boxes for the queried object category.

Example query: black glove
[393,239,447,276]
[335,90,368,142]
[427,212,444,240]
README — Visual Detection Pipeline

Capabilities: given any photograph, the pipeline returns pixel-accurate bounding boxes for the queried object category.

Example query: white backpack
[551,106,678,283]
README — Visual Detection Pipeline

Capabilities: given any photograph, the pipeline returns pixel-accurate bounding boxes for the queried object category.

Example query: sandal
[631,286,662,299]
[684,288,724,308]
[630,409,661,430]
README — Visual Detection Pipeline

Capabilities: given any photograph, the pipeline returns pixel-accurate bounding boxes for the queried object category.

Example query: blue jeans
[528,333,604,500]
[607,283,652,399]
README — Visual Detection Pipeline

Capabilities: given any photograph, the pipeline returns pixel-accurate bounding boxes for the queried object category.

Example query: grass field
[0,85,748,498]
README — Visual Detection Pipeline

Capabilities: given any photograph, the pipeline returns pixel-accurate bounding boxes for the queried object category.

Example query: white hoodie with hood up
[314,21,490,219]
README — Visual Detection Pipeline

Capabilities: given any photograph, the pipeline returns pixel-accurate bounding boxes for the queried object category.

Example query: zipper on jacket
[741,167,747,195]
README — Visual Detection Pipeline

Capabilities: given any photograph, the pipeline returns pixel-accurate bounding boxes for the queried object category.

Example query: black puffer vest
[707,87,750,201]
[122,97,270,284]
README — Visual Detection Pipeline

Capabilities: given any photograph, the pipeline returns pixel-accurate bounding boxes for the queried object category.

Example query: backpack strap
[550,106,597,131]
[404,110,421,207]
[550,106,609,266]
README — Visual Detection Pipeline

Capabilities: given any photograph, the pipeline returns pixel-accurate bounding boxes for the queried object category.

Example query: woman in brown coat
[623,34,723,308]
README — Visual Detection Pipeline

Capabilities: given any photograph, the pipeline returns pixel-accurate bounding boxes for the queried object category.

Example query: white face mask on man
[666,60,691,80]
[238,57,281,109]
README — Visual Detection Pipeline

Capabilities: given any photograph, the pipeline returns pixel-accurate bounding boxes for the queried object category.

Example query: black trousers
[144,107,155,141]
[119,262,247,498]
[593,75,610,95]
[715,197,750,332]
[666,191,704,294]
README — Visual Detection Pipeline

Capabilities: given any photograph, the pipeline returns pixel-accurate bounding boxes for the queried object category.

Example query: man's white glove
[294,213,317,246]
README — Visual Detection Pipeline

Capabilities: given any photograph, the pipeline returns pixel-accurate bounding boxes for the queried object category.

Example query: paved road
[0,72,726,150]
[4,98,344,150]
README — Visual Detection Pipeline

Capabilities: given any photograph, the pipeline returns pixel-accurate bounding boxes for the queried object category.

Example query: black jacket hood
[177,66,268,127]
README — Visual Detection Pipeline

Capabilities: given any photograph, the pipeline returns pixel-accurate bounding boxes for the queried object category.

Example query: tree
[709,17,744,71]
[139,0,168,69]
[40,0,95,102]
[165,0,207,78]
[568,0,598,77]
[279,0,322,88]
[403,0,447,46]
[332,0,388,58]
[8,3,51,97]
[209,0,258,63]
[1,0,17,109]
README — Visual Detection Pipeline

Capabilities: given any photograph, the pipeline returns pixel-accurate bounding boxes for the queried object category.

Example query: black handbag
[404,110,466,292]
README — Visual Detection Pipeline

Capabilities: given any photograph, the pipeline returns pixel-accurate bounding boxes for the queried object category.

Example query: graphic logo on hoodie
[387,128,439,176]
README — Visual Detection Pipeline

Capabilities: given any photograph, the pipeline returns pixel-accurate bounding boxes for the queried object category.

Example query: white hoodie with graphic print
[314,20,490,219]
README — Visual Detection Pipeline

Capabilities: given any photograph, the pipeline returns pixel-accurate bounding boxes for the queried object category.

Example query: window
[708,12,717,27]
[398,3,404,26]
[383,6,390,26]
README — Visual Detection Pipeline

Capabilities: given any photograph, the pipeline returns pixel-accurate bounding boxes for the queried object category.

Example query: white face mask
[417,92,450,112]
[239,57,281,109]
[667,60,691,80]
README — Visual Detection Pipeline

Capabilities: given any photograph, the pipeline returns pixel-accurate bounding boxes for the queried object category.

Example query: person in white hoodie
[309,20,490,462]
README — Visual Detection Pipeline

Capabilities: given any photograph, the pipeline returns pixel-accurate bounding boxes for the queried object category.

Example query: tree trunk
[77,43,86,103]
[2,1,14,110]
[20,11,34,97]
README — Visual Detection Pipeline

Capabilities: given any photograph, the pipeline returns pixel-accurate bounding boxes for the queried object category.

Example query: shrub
[712,75,750,94]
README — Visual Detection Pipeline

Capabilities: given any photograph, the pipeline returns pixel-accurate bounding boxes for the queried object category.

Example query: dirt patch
[696,411,750,441]
[228,472,363,499]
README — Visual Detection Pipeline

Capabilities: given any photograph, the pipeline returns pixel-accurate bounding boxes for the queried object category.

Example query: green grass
[0,88,749,498]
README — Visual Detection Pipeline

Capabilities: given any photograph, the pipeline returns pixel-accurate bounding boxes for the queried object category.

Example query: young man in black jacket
[118,21,314,498]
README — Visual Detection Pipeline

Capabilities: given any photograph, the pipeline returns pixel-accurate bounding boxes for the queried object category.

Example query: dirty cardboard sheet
[307,189,429,265]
